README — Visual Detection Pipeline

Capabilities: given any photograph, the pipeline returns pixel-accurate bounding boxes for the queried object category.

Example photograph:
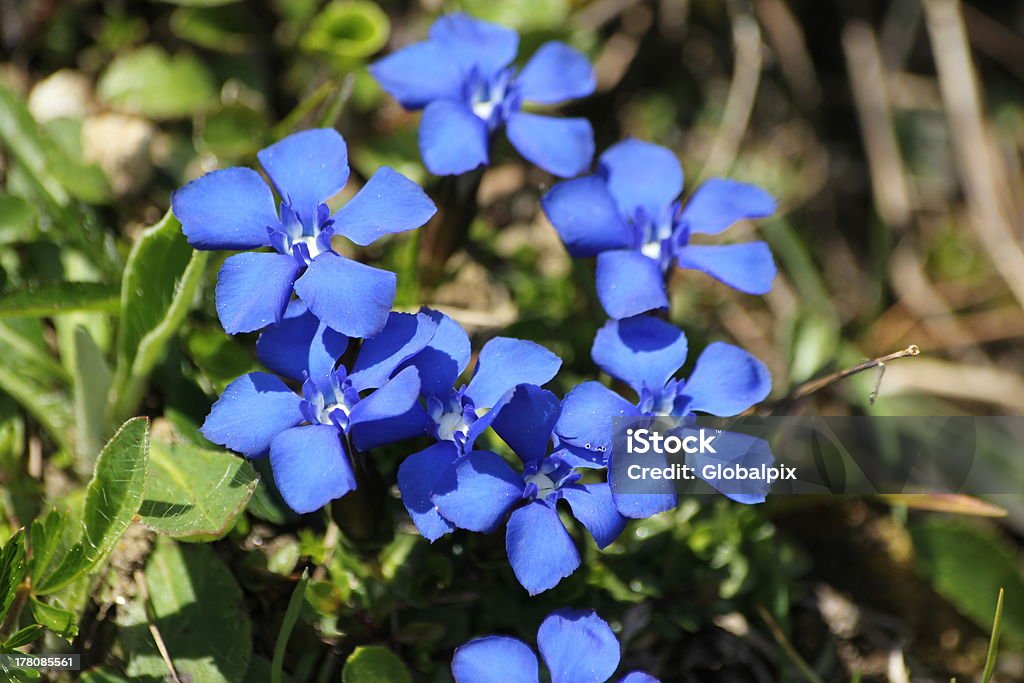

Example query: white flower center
[437,409,469,442]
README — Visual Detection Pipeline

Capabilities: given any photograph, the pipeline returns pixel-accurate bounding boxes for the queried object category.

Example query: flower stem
[419,169,485,289]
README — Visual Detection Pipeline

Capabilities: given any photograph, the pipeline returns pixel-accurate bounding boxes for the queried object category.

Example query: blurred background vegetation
[0,0,1023,681]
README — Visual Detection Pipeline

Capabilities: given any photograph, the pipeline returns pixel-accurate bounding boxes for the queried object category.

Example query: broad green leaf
[36,418,149,594]
[341,646,412,683]
[29,509,66,585]
[97,46,217,119]
[2,624,42,649]
[460,0,569,31]
[110,210,208,423]
[0,318,73,453]
[72,326,113,467]
[170,6,261,54]
[271,570,307,683]
[29,597,77,639]
[0,194,36,245]
[121,537,252,683]
[0,530,27,624]
[0,282,119,319]
[911,519,1024,643]
[139,440,258,541]
[0,81,109,207]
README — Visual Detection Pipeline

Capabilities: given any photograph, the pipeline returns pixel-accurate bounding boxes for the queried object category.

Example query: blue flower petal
[397,441,460,541]
[517,42,595,105]
[429,13,519,78]
[591,317,688,395]
[611,489,678,520]
[256,300,347,383]
[257,129,349,228]
[432,450,525,533]
[369,41,465,109]
[555,381,641,456]
[348,367,428,451]
[679,178,776,235]
[679,342,771,416]
[618,673,660,683]
[399,309,471,398]
[294,252,396,339]
[537,608,620,683]
[201,372,304,458]
[452,636,539,683]
[561,483,626,549]
[215,252,301,334]
[595,250,669,320]
[465,337,561,410]
[690,430,773,504]
[598,139,683,221]
[506,113,594,178]
[541,177,633,257]
[675,242,776,294]
[270,424,356,514]
[491,385,561,465]
[333,167,436,247]
[506,501,580,595]
[420,100,490,176]
[349,311,438,391]
[172,167,279,250]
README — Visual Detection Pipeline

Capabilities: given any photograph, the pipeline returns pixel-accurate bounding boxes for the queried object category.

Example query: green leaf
[197,103,269,160]
[170,6,261,54]
[72,326,114,466]
[139,440,258,541]
[982,588,1004,683]
[120,537,252,683]
[35,418,149,594]
[0,81,109,207]
[0,282,119,319]
[28,509,65,586]
[0,194,36,245]
[301,2,390,61]
[28,597,77,639]
[0,530,27,624]
[271,570,308,683]
[110,210,209,423]
[2,624,42,649]
[911,519,1024,643]
[341,646,411,683]
[97,46,217,119]
[0,319,73,452]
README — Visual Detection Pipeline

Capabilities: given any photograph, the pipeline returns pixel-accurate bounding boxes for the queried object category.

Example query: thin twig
[134,569,182,683]
[792,345,920,400]
[756,604,827,683]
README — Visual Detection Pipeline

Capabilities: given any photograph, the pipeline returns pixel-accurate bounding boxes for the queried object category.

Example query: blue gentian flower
[452,608,660,683]
[172,128,436,338]
[201,305,437,513]
[396,310,562,541]
[370,13,596,177]
[541,139,777,319]
[554,315,772,516]
[428,385,626,595]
